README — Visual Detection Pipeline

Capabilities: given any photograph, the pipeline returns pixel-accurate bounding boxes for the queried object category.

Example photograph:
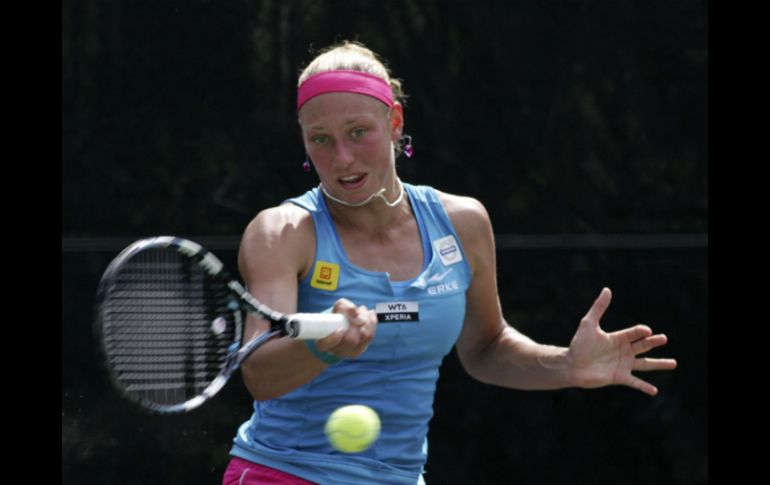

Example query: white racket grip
[285,312,350,340]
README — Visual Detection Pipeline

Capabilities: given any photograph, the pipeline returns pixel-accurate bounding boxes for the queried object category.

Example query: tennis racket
[95,236,348,414]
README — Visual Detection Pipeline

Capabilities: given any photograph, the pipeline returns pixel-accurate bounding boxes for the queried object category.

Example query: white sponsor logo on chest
[432,235,463,266]
[375,301,419,322]
[427,280,460,295]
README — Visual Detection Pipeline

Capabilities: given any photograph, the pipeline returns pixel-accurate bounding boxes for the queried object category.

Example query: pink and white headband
[297,70,394,111]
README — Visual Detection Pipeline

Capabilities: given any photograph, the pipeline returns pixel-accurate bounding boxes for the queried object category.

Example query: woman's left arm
[442,194,677,396]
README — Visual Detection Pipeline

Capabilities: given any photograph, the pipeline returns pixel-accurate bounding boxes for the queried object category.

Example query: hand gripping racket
[94,236,348,414]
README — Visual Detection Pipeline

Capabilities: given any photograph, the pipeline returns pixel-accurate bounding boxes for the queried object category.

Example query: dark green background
[62,1,707,483]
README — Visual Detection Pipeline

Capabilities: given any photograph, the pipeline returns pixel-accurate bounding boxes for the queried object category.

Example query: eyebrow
[304,116,374,132]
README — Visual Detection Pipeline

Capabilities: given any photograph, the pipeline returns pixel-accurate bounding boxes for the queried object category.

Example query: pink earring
[303,156,311,172]
[403,135,413,158]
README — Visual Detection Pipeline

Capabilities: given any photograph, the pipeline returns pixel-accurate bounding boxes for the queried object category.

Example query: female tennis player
[223,41,677,485]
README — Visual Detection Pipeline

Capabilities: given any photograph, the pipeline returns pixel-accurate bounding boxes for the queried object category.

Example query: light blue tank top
[230,183,472,484]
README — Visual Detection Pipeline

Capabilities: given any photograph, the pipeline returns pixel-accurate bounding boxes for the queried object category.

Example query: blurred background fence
[63,1,707,483]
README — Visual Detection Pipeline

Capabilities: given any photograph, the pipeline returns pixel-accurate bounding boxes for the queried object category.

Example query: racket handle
[285,313,350,340]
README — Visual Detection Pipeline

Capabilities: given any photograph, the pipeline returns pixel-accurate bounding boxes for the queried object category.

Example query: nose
[332,139,355,168]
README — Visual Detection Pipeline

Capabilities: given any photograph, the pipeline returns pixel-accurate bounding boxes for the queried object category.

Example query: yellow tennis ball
[325,404,381,453]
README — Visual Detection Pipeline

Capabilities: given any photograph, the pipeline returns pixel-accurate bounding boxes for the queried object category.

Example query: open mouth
[338,173,367,189]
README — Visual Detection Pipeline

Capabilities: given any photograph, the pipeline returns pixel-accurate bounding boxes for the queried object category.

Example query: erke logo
[427,268,453,283]
[427,280,460,295]
[311,261,340,291]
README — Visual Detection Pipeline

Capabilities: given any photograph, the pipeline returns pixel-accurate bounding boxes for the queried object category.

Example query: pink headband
[297,70,394,111]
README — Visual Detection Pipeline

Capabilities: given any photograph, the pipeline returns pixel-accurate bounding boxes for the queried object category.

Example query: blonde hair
[298,41,407,106]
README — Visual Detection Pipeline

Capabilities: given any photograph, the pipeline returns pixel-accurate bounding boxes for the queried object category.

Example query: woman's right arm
[237,204,375,401]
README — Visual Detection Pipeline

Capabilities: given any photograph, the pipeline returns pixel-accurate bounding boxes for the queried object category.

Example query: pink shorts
[222,457,318,485]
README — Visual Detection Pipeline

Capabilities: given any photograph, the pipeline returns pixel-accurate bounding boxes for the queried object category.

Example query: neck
[321,178,410,231]
[320,177,405,208]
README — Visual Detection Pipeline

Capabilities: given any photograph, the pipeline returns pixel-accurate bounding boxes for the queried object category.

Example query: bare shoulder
[242,203,314,243]
[239,203,315,279]
[436,190,492,235]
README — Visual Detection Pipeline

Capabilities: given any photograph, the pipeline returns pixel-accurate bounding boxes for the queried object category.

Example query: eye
[311,135,329,145]
[351,127,367,138]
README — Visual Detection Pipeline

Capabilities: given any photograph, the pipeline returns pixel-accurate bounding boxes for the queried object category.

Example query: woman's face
[299,92,403,206]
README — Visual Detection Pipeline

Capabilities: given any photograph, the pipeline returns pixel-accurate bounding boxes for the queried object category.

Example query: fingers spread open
[630,333,668,354]
[622,374,658,396]
[613,324,653,344]
[633,357,678,372]
[582,287,612,326]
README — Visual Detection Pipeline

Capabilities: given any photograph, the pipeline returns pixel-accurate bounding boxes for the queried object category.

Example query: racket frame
[95,236,347,414]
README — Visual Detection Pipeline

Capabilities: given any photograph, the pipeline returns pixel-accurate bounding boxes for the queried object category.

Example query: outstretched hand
[567,288,677,396]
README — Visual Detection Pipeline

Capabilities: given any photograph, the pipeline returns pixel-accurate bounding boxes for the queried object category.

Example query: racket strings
[101,247,237,407]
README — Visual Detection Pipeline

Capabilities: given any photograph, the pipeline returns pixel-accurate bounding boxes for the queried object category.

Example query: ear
[389,103,404,141]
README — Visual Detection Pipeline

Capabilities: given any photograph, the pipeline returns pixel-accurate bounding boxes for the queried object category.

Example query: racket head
[94,236,245,414]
